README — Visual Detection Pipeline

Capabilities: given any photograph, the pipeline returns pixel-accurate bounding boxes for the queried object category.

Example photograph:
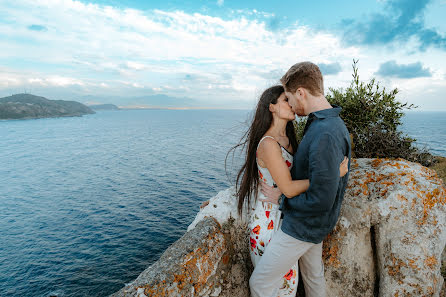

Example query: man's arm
[285,133,343,215]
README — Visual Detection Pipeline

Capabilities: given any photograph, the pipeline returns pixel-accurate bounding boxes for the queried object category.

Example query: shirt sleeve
[285,133,342,216]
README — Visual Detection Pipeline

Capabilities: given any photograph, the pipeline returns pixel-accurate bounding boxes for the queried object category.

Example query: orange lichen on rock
[140,285,169,296]
[381,180,394,186]
[418,186,446,225]
[386,253,407,280]
[371,158,383,167]
[322,232,341,268]
[222,253,230,265]
[396,194,408,203]
[424,256,437,269]
[407,258,419,270]
[140,228,228,296]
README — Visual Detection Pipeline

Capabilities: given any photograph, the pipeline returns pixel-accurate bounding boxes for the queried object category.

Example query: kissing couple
[237,62,351,296]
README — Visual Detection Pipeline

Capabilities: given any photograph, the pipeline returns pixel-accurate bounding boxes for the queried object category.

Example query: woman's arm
[260,157,350,204]
[257,138,309,198]
[258,139,349,200]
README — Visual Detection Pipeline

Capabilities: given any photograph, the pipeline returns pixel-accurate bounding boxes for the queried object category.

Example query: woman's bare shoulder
[257,136,281,157]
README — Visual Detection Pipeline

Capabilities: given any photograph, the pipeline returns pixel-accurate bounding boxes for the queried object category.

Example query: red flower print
[265,211,270,219]
[286,160,292,167]
[252,225,261,235]
[284,269,293,280]
[260,241,265,247]
[259,170,263,179]
[267,220,274,230]
[250,237,257,248]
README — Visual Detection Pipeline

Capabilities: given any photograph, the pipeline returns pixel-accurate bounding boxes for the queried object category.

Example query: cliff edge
[111,158,446,297]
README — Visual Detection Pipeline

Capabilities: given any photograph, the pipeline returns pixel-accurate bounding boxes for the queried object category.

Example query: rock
[111,217,251,297]
[323,158,446,296]
[187,187,247,231]
[111,159,446,296]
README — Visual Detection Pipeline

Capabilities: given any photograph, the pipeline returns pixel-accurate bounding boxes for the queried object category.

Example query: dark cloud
[341,0,446,51]
[27,24,47,31]
[375,60,432,78]
[318,62,342,76]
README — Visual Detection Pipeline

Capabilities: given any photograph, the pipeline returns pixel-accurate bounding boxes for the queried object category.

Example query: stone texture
[110,217,252,297]
[111,158,446,297]
[323,158,446,296]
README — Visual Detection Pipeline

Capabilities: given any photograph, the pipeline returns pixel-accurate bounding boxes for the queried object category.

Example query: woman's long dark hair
[228,85,298,215]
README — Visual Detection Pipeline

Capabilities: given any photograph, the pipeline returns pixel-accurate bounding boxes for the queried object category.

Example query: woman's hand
[339,156,349,177]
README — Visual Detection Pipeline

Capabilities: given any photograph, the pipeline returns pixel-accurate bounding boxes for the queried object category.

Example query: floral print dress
[249,136,298,296]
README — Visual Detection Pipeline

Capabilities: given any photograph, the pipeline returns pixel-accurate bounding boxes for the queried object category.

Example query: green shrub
[294,60,434,166]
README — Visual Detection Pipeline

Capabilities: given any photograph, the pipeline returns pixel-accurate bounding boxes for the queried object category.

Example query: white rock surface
[188,186,248,231]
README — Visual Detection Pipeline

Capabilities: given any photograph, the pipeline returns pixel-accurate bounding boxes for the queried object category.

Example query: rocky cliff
[0,94,95,120]
[111,158,446,297]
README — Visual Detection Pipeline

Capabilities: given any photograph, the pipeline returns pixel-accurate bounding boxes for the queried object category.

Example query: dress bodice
[256,135,293,189]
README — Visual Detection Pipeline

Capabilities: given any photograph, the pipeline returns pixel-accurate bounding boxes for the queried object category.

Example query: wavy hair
[227,85,298,215]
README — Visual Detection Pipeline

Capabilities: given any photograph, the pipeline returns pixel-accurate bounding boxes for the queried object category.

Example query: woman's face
[272,92,295,121]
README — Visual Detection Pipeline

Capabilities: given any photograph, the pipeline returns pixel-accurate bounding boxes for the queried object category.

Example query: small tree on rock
[295,60,433,166]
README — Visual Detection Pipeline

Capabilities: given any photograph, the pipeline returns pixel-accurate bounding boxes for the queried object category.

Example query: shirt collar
[309,105,342,119]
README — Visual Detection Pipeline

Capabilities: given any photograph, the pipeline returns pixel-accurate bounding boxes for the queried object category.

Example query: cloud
[341,0,446,50]
[318,62,342,76]
[375,60,432,78]
[27,24,47,31]
[0,0,360,104]
[4,0,445,109]
[217,0,224,7]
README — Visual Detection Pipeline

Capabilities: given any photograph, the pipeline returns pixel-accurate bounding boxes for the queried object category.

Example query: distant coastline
[88,104,120,111]
[117,105,250,110]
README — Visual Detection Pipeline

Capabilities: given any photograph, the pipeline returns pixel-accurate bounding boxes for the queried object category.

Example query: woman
[233,85,348,296]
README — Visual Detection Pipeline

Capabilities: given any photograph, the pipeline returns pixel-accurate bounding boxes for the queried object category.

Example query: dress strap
[257,135,276,150]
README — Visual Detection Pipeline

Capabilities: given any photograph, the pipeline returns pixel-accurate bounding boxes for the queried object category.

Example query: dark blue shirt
[280,105,351,244]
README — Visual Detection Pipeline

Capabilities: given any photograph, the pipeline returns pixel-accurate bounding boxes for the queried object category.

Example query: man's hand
[340,156,349,177]
[259,181,282,205]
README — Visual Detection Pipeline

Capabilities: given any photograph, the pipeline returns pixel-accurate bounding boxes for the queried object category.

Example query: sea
[0,109,444,297]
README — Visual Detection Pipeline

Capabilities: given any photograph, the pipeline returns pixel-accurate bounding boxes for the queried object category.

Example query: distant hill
[80,94,200,108]
[88,104,120,110]
[0,94,95,120]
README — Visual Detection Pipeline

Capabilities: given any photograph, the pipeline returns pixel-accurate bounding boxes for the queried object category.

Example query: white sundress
[249,135,299,296]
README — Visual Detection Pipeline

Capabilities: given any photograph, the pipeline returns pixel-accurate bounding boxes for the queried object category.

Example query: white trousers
[249,228,326,297]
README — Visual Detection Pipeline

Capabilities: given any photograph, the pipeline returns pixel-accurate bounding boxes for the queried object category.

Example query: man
[249,62,351,297]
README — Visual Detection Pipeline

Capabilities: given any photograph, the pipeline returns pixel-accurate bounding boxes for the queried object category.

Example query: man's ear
[297,87,306,99]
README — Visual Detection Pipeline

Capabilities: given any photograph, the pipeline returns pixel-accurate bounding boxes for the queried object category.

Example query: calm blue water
[0,110,444,297]
[401,111,446,157]
[0,110,248,297]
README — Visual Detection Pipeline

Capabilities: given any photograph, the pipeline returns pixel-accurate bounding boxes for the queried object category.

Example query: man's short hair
[280,62,324,96]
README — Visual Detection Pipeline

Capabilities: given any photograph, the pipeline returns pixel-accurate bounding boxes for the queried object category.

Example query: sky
[0,0,445,109]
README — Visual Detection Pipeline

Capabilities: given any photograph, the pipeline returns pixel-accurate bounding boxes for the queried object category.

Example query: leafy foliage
[294,60,434,166]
